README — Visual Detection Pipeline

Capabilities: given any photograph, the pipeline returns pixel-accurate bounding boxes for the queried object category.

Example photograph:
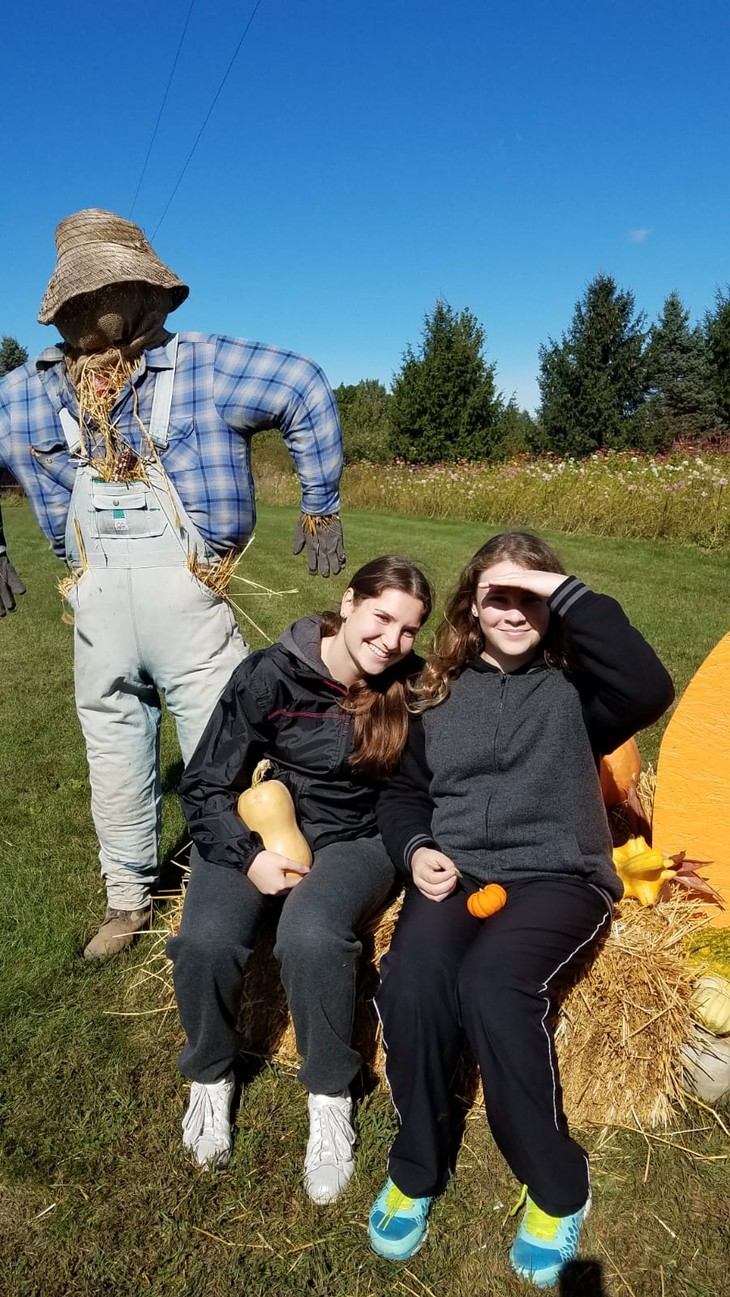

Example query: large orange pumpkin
[652,631,730,927]
[599,736,641,806]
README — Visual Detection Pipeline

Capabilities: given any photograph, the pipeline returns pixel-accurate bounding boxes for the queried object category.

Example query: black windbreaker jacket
[179,615,420,871]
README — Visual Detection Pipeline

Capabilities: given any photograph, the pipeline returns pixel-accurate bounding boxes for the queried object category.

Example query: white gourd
[680,1025,730,1103]
[689,974,730,1036]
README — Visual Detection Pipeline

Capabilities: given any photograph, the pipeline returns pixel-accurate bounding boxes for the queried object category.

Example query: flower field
[255,443,730,550]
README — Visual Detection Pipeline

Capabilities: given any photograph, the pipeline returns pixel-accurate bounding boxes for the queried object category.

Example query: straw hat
[38,209,189,325]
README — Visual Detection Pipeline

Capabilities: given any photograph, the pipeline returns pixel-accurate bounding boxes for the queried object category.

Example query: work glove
[292,513,345,578]
[0,553,26,615]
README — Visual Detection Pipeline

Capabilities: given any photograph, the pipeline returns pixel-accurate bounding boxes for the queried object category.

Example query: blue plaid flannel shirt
[0,332,343,559]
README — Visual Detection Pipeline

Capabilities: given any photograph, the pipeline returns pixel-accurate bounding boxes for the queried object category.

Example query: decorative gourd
[612,835,724,909]
[466,883,507,919]
[237,759,312,879]
[689,974,730,1037]
[599,737,641,806]
[680,1025,730,1103]
[612,836,674,906]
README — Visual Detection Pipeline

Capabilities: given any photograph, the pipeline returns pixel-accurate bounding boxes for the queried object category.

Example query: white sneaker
[303,1091,355,1204]
[181,1074,235,1170]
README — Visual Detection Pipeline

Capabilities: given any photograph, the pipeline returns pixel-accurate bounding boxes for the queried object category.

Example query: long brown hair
[414,531,567,710]
[322,556,432,777]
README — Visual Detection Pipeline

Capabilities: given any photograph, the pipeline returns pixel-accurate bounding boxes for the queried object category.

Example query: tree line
[336,280,730,463]
[3,278,730,466]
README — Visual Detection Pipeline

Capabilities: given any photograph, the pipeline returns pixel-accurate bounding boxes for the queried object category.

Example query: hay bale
[554,895,698,1128]
[138,877,705,1130]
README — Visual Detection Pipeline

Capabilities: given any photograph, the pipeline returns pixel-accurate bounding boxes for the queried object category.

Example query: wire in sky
[129,0,197,219]
[150,0,265,239]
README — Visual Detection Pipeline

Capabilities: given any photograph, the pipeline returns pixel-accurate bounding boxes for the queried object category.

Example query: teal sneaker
[368,1177,433,1260]
[509,1189,590,1289]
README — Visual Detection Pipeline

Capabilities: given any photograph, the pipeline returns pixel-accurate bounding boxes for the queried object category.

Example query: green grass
[1,496,728,1297]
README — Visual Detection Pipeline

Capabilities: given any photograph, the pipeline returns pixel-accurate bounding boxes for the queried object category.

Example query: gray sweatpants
[167,837,396,1094]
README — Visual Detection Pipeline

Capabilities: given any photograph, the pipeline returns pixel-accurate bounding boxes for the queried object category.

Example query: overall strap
[59,407,82,453]
[147,333,179,447]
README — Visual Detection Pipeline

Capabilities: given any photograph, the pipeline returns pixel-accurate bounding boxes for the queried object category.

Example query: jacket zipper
[484,673,508,850]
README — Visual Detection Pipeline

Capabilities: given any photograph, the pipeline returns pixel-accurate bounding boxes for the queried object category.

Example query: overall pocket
[88,481,168,540]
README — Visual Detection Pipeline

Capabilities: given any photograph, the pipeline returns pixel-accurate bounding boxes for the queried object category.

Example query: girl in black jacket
[168,555,431,1204]
[368,532,673,1288]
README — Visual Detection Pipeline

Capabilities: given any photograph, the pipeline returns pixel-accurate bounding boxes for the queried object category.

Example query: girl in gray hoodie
[369,531,673,1289]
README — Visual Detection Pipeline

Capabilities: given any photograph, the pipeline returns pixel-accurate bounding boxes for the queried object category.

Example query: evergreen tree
[0,337,28,489]
[705,287,730,429]
[390,300,501,462]
[645,292,717,446]
[0,336,28,376]
[537,275,648,455]
[334,379,392,463]
[490,399,537,460]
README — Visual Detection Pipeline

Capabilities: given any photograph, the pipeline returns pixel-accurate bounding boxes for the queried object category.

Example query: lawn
[0,497,728,1297]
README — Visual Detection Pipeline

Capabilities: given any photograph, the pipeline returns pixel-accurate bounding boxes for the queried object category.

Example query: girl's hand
[247,850,310,895]
[477,569,566,600]
[412,847,459,901]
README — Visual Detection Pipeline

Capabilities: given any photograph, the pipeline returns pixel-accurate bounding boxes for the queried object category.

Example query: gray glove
[0,553,26,615]
[292,513,345,578]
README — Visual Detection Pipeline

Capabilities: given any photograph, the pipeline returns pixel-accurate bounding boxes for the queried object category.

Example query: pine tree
[490,399,537,460]
[334,379,391,463]
[537,275,648,455]
[390,301,501,462]
[705,287,730,430]
[645,293,717,447]
[0,336,28,376]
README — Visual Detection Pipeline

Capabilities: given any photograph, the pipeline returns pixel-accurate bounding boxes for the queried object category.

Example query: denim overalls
[62,341,248,909]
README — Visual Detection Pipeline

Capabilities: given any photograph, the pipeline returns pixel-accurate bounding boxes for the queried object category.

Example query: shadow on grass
[560,1260,606,1295]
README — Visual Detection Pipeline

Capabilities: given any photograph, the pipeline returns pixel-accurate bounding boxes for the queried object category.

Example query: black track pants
[376,878,611,1216]
[168,838,396,1094]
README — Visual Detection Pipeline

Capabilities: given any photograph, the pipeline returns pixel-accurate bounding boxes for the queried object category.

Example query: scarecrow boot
[83,905,150,961]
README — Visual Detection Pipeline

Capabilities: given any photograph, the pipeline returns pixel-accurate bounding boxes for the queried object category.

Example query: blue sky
[3,0,728,412]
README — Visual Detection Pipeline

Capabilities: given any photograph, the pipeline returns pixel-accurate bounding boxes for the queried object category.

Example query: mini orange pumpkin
[466,883,507,919]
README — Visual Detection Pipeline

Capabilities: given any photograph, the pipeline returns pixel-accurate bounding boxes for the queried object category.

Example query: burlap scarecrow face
[54,282,174,354]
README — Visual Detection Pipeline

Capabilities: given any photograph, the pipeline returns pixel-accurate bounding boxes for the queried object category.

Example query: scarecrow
[0,208,345,960]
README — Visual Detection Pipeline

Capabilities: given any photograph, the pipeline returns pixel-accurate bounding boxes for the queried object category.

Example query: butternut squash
[237,759,312,879]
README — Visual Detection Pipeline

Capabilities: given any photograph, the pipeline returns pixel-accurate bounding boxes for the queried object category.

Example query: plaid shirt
[0,332,343,559]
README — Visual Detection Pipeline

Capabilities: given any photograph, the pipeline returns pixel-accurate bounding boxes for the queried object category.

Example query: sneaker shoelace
[183,1082,229,1140]
[522,1199,562,1242]
[309,1103,354,1166]
[380,1185,417,1229]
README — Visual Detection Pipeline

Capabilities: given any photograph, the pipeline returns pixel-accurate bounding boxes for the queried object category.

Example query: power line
[129,0,197,219]
[151,0,265,239]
